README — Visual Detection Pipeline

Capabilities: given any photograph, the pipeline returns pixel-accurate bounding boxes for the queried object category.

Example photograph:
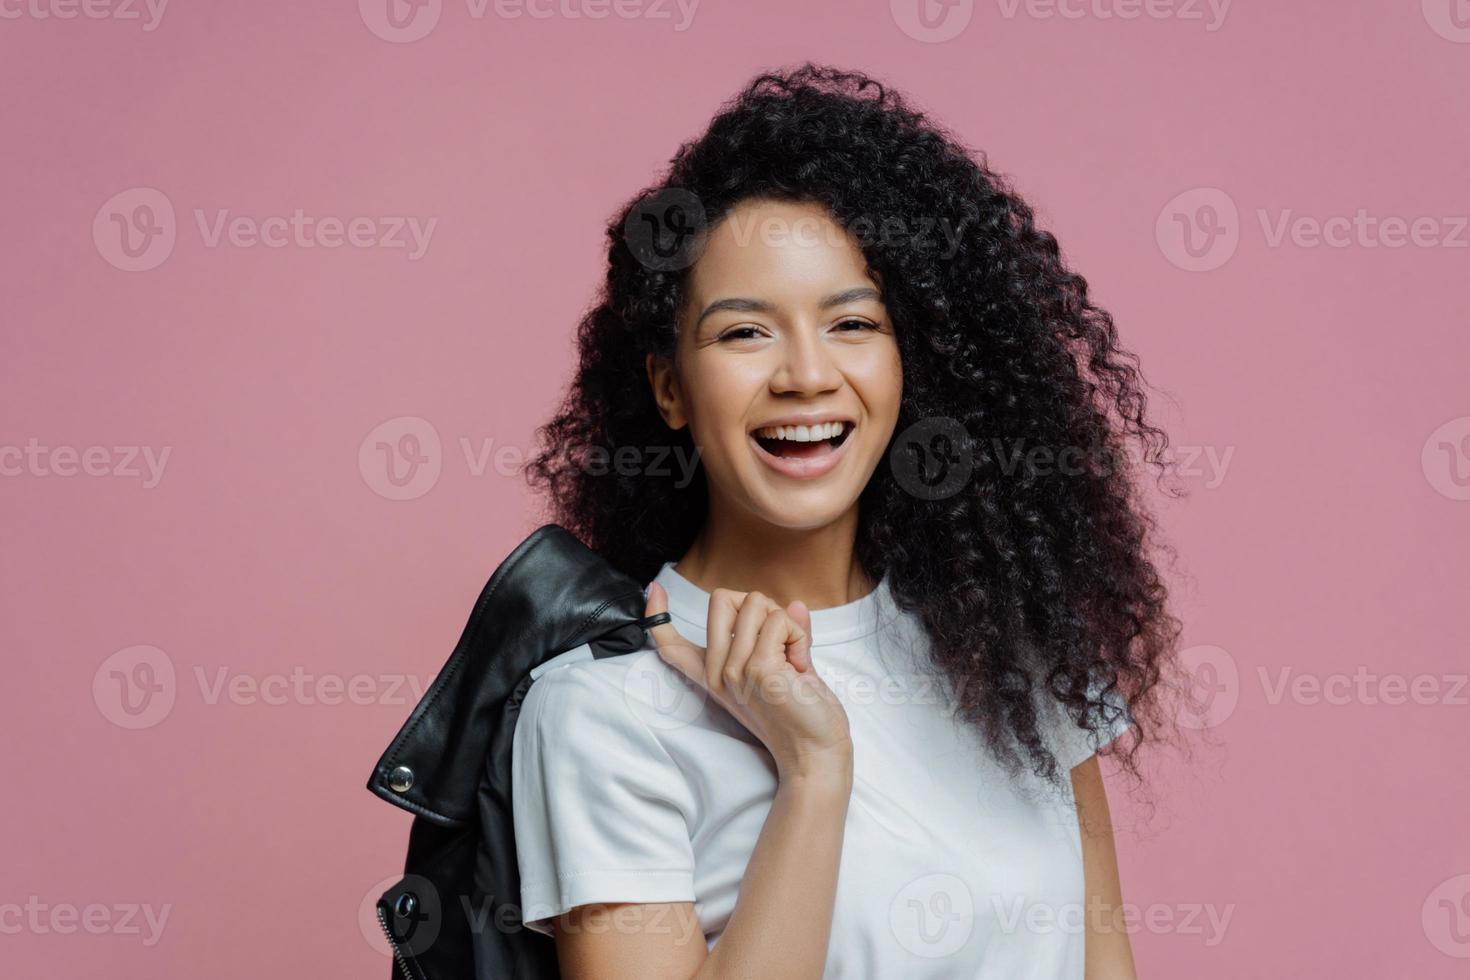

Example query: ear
[645,352,688,430]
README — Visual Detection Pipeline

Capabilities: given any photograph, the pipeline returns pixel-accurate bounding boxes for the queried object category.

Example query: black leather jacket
[365,524,669,980]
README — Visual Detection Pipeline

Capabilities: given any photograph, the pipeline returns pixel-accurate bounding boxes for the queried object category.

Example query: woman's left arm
[1072,755,1138,980]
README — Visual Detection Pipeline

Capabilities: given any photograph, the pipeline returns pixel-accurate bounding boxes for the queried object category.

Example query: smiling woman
[518,63,1181,979]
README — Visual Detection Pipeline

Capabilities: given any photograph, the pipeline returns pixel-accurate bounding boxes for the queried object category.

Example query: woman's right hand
[643,580,852,782]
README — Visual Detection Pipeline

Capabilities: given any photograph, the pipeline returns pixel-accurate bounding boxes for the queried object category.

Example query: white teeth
[753,421,849,442]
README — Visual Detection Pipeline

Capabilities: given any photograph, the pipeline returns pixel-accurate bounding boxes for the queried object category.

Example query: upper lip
[749,413,856,433]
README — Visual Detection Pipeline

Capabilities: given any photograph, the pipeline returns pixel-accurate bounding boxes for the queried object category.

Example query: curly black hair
[525,63,1186,793]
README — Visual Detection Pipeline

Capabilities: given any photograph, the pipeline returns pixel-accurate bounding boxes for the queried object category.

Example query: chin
[745,491,861,532]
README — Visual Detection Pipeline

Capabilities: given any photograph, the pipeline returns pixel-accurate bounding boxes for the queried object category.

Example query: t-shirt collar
[651,561,895,646]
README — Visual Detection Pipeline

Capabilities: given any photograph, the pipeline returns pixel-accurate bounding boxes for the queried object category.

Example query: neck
[673,503,876,612]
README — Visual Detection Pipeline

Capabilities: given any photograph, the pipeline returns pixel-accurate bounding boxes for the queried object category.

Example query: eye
[716,325,764,342]
[834,318,878,332]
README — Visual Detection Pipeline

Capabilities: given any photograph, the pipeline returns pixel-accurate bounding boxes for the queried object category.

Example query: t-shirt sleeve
[1042,678,1135,772]
[511,661,699,936]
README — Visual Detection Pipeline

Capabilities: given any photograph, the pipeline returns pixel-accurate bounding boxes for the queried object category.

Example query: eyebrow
[693,286,883,331]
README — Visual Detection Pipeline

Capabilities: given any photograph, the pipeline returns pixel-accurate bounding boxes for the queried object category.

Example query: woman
[514,63,1180,979]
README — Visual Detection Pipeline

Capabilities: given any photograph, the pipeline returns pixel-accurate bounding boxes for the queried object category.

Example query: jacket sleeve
[511,660,699,936]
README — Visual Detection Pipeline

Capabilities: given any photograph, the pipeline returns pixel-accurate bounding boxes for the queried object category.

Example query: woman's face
[646,197,903,532]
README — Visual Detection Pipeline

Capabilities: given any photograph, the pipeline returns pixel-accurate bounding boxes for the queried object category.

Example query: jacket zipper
[376,902,423,980]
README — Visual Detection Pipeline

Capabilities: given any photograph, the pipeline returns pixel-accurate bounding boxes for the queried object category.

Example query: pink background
[3,1,1468,976]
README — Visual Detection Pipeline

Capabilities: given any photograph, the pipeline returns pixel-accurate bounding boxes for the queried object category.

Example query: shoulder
[1035,677,1135,772]
[511,645,702,824]
[516,642,706,748]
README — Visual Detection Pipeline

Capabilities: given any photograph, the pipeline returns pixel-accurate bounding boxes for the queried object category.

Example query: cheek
[678,356,762,442]
[851,345,904,419]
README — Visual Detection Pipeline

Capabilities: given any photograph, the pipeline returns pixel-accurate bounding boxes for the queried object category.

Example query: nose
[770,325,842,396]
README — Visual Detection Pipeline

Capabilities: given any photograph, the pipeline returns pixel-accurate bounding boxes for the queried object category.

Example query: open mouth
[751,421,855,460]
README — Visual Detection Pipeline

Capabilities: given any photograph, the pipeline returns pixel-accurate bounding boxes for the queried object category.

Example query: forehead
[685,198,875,303]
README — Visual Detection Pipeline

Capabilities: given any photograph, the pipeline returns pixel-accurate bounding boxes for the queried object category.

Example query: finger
[704,588,743,696]
[784,599,813,673]
[643,581,704,683]
[749,606,800,678]
[721,594,776,688]
[723,591,777,703]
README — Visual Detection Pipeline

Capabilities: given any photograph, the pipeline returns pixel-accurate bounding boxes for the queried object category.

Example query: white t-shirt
[511,560,1133,978]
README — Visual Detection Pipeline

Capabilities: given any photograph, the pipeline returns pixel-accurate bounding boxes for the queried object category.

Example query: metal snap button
[394,892,418,918]
[388,765,415,793]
